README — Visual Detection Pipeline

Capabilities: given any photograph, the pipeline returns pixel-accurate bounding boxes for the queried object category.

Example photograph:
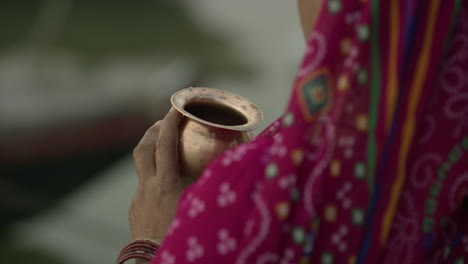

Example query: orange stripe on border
[385,0,399,131]
[380,0,442,245]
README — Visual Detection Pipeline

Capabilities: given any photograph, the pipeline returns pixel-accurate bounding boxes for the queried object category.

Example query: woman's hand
[129,108,183,243]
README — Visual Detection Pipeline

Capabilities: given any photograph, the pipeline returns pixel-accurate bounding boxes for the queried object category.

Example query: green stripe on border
[441,0,463,57]
[367,0,381,191]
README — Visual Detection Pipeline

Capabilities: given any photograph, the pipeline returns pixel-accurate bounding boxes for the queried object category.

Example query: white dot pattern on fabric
[182,192,194,207]
[188,197,205,218]
[344,181,352,191]
[217,183,237,207]
[265,120,281,137]
[344,148,354,159]
[337,181,353,209]
[340,225,349,235]
[279,174,296,189]
[279,248,294,264]
[236,193,271,264]
[344,46,359,68]
[332,233,340,244]
[339,242,348,252]
[217,229,237,255]
[338,136,355,147]
[186,237,204,262]
[352,62,360,73]
[274,133,284,144]
[160,251,176,264]
[197,169,212,185]
[331,224,349,253]
[337,190,345,199]
[222,144,257,166]
[257,253,279,264]
[270,143,287,157]
[167,218,181,236]
[343,198,352,209]
[345,11,361,25]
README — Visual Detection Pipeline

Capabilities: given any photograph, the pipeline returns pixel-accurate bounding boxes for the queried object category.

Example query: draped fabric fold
[154,0,468,263]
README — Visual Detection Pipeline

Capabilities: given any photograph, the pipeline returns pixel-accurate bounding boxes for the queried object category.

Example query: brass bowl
[171,87,263,186]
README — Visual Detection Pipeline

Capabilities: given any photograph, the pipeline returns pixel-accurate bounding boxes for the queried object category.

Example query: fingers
[156,108,183,187]
[133,121,161,180]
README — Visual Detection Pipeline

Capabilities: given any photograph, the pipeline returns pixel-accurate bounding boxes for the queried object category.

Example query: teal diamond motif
[422,217,434,233]
[462,136,468,150]
[357,24,370,41]
[282,112,295,127]
[293,227,305,244]
[291,187,301,201]
[437,166,447,179]
[429,182,442,197]
[448,146,461,164]
[354,162,366,179]
[321,252,334,264]
[444,245,451,260]
[425,198,437,215]
[441,162,450,172]
[358,68,368,84]
[265,162,279,178]
[302,74,328,114]
[328,0,342,13]
[352,208,365,225]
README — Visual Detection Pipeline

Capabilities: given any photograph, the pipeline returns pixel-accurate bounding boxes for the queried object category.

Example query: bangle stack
[116,239,160,264]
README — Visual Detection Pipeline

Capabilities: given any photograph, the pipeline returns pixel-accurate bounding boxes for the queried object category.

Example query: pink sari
[154,0,468,263]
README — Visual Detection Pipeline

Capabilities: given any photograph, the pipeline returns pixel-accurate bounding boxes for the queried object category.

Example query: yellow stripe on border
[385,0,399,131]
[380,0,442,245]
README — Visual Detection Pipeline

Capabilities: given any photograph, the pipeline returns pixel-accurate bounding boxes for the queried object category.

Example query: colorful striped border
[380,0,442,245]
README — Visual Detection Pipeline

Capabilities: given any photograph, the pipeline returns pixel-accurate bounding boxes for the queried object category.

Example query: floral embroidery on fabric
[279,248,295,264]
[188,197,205,218]
[167,218,181,236]
[217,229,237,255]
[217,183,237,208]
[256,253,279,264]
[160,251,176,264]
[186,237,204,262]
[279,174,297,189]
[222,143,258,166]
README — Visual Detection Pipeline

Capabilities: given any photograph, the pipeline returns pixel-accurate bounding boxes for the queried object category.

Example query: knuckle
[142,122,161,138]
[154,186,177,197]
[156,136,172,151]
[148,120,162,132]
[133,146,144,158]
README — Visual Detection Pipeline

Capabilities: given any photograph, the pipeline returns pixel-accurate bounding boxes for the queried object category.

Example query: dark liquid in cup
[184,101,248,126]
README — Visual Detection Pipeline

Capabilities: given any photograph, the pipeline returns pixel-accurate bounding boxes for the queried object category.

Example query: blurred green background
[0,0,303,263]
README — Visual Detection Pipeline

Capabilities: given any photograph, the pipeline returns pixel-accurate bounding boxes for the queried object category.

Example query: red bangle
[116,239,160,264]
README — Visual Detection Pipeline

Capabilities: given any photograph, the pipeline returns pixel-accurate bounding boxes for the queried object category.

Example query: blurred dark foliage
[0,2,254,261]
[0,0,253,81]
